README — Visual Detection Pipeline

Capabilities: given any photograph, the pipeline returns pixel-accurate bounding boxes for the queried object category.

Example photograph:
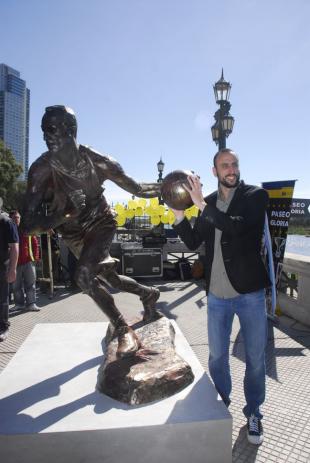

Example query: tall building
[0,64,30,179]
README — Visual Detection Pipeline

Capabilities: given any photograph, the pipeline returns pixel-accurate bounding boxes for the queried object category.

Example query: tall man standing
[10,210,40,311]
[22,105,162,358]
[172,149,270,445]
[0,200,19,342]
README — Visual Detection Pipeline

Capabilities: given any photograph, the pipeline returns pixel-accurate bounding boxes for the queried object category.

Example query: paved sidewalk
[1,279,310,463]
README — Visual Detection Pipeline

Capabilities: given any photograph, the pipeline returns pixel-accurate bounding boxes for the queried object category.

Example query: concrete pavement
[1,279,310,463]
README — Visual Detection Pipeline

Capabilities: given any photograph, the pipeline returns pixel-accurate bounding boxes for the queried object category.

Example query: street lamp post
[156,157,165,235]
[157,157,165,184]
[211,69,234,150]
[157,157,165,205]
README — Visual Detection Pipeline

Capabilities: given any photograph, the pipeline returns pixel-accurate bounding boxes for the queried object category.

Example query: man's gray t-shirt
[209,188,240,298]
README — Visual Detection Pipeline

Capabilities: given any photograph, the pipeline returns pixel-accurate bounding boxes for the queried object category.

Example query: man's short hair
[9,210,20,218]
[41,105,77,137]
[213,148,238,167]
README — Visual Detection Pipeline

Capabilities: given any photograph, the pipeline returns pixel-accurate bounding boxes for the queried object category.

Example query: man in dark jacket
[0,200,19,342]
[172,149,270,445]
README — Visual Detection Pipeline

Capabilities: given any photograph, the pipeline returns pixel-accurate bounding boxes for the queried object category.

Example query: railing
[278,252,310,326]
[279,270,298,299]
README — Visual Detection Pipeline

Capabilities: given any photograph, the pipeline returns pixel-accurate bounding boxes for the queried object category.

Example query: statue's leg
[100,267,162,322]
[74,241,140,358]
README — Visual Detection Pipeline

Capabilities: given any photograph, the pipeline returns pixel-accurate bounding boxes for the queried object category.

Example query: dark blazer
[174,181,271,294]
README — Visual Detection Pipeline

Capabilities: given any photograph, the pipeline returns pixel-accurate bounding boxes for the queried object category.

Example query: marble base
[0,322,232,463]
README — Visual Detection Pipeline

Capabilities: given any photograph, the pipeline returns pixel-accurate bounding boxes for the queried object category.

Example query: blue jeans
[207,290,267,419]
[13,262,36,307]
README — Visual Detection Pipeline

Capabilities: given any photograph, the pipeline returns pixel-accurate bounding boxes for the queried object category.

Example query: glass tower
[0,64,30,179]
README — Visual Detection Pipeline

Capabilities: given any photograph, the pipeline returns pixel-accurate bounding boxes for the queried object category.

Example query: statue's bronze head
[41,105,77,152]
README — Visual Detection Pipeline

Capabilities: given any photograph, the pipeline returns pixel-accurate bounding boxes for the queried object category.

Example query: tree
[6,180,27,212]
[0,139,24,211]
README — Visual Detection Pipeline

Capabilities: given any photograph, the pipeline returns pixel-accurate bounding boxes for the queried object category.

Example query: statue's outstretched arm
[99,155,161,198]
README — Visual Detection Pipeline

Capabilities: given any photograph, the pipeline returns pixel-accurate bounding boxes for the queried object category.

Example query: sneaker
[247,414,264,445]
[0,329,9,342]
[27,303,40,312]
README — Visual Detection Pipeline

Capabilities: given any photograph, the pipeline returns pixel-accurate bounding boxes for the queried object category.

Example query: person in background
[10,210,40,312]
[0,199,19,341]
[172,149,270,445]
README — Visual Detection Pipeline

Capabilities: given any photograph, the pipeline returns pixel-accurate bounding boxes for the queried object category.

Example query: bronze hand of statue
[138,182,161,198]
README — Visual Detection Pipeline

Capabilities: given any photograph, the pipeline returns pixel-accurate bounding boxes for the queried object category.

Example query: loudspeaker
[122,248,163,278]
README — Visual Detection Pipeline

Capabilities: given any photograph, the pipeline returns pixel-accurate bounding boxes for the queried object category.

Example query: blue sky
[1,0,310,202]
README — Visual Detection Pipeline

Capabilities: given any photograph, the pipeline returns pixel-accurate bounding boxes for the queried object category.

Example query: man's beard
[218,173,240,189]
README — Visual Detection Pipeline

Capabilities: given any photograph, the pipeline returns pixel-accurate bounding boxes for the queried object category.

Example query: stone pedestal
[0,322,232,463]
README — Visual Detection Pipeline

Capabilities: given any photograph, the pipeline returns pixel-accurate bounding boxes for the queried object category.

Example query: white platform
[0,322,232,463]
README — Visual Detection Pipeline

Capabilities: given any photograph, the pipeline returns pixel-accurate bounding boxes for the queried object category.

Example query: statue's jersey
[32,145,117,256]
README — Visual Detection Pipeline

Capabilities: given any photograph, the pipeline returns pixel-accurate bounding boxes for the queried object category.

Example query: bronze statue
[23,105,162,358]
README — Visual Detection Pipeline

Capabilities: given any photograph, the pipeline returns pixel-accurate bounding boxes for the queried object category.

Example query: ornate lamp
[214,69,231,103]
[211,70,234,149]
[157,157,165,183]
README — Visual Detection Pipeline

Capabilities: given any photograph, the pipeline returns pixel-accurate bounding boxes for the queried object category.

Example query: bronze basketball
[161,170,194,210]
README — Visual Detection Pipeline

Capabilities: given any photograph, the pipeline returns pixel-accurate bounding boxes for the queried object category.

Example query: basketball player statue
[23,105,162,358]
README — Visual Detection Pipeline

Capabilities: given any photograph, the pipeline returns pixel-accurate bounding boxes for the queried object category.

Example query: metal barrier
[278,252,310,326]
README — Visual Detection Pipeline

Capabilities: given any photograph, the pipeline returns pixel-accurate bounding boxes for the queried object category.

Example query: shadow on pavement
[232,424,259,462]
[157,283,204,320]
[270,315,310,349]
[232,320,308,383]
